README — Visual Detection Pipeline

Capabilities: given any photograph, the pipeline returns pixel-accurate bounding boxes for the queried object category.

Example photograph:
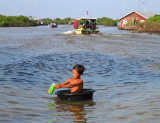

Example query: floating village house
[118,11,155,28]
[29,16,45,25]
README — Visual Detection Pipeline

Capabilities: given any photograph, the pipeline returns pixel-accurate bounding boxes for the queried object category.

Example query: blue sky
[0,0,159,19]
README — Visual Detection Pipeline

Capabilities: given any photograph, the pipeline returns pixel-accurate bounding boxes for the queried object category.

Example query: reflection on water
[0,25,160,123]
[48,97,95,122]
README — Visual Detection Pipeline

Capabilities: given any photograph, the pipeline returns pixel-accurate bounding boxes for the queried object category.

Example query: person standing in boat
[91,20,96,30]
[79,23,84,29]
[54,64,85,93]
[85,20,91,29]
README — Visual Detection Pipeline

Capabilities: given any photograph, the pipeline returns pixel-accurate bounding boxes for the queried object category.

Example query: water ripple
[0,26,160,123]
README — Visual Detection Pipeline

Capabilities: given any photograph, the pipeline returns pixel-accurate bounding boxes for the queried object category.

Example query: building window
[123,20,127,25]
[140,20,145,23]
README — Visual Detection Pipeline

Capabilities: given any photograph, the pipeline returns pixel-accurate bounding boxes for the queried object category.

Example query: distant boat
[74,17,99,34]
[50,22,58,28]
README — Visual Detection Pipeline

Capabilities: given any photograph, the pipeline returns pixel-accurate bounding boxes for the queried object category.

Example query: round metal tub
[56,89,95,101]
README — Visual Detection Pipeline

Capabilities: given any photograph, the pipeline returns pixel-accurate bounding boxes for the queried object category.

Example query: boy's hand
[61,85,65,88]
[55,84,62,89]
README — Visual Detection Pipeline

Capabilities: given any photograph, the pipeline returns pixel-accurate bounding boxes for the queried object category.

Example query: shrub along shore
[97,17,118,26]
[47,17,118,26]
[0,15,38,27]
[0,15,117,27]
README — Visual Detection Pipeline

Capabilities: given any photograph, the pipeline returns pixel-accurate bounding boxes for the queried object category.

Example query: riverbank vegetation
[53,17,73,24]
[0,15,37,27]
[42,17,73,25]
[41,18,51,25]
[97,17,118,26]
[51,17,118,26]
[147,15,160,22]
[0,14,117,27]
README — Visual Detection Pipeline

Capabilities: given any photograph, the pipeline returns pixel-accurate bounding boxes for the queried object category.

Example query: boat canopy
[77,17,97,27]
[74,17,99,34]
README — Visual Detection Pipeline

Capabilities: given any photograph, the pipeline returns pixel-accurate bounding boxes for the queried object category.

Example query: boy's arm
[62,80,83,88]
[60,79,70,86]
[55,79,70,89]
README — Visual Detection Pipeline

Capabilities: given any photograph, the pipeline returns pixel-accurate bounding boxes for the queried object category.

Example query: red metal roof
[119,11,155,20]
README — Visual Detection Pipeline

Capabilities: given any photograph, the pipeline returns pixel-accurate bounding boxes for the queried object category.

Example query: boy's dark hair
[73,64,85,75]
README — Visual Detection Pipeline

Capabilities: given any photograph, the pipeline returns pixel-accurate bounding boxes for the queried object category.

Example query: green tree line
[0,15,118,27]
[147,14,160,22]
[0,15,37,27]
[53,17,73,24]
[97,17,118,26]
[42,17,74,25]
[41,18,51,25]
[50,17,118,26]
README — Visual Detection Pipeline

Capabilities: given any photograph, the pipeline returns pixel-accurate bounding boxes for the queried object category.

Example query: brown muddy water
[0,25,160,123]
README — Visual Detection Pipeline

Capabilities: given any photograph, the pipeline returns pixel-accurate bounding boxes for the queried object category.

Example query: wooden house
[119,11,155,28]
[32,17,45,25]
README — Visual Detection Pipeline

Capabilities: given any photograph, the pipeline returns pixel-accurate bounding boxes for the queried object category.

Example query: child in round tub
[54,64,85,93]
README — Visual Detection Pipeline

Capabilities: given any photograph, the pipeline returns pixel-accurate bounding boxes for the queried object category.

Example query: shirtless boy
[55,64,85,93]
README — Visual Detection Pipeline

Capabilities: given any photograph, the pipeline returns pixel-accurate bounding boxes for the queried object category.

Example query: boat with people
[56,89,95,101]
[74,17,100,34]
[50,21,58,28]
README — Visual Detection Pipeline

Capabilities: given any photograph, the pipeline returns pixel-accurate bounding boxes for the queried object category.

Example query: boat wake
[63,30,75,34]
